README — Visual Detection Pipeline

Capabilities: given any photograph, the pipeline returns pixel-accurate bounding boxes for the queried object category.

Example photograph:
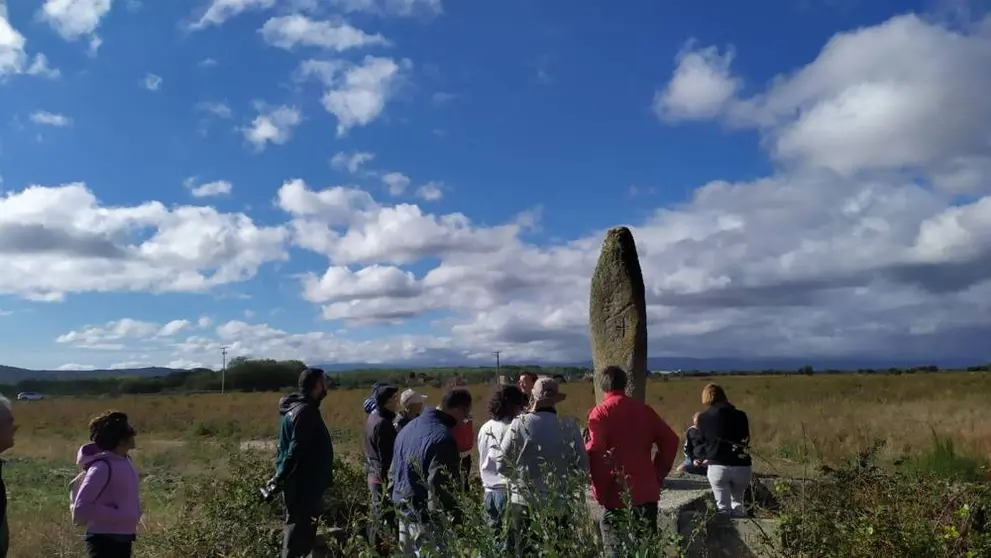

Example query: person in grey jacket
[498,377,588,555]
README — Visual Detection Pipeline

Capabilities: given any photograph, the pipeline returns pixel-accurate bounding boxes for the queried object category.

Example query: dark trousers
[600,502,659,558]
[367,482,396,555]
[507,503,571,556]
[282,486,323,558]
[84,534,134,558]
[459,455,472,492]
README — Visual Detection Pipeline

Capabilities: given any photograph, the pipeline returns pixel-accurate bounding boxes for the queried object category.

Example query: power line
[221,346,229,394]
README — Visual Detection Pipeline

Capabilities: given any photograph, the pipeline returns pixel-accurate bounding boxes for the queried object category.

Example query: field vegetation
[2,371,990,556]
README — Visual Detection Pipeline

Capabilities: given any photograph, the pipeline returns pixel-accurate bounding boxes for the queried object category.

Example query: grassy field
[3,372,990,557]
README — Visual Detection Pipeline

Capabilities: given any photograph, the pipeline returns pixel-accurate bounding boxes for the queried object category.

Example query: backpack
[68,460,113,526]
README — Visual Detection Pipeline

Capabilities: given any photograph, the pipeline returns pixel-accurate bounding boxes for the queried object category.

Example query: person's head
[299,368,328,401]
[89,411,136,455]
[440,387,473,423]
[374,384,400,413]
[400,389,427,416]
[692,411,702,427]
[487,385,526,422]
[701,383,728,406]
[518,370,538,394]
[531,377,566,409]
[599,366,628,395]
[0,395,16,454]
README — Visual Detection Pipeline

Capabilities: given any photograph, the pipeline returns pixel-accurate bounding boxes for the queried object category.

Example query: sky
[1,0,991,371]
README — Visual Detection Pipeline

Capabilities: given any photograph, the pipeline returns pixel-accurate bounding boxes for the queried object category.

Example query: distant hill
[0,365,183,384]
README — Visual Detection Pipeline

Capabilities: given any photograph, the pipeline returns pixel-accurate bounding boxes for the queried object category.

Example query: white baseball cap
[400,389,427,407]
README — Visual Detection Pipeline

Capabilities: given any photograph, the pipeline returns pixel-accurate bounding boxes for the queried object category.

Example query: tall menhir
[589,226,648,403]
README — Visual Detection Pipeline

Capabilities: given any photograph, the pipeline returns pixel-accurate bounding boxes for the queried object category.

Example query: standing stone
[589,226,648,403]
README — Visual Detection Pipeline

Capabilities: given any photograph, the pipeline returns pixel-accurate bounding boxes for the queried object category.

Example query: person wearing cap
[0,394,14,558]
[390,388,473,556]
[497,377,588,554]
[364,384,400,555]
[395,389,427,433]
[363,381,391,415]
[273,368,335,558]
[586,366,680,557]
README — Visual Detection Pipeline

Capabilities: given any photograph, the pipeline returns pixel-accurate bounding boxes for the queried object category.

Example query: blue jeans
[483,489,509,552]
[681,457,708,476]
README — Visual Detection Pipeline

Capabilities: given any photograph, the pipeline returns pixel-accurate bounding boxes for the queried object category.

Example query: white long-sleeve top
[477,418,512,491]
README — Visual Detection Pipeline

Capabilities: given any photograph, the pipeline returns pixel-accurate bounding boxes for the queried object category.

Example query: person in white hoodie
[476,385,526,544]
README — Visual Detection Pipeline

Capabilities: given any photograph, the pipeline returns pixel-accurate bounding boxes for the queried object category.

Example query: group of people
[0,365,752,558]
[274,366,751,558]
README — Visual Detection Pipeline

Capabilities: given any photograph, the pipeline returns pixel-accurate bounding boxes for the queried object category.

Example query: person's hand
[701,459,710,466]
[692,459,702,467]
[581,427,590,443]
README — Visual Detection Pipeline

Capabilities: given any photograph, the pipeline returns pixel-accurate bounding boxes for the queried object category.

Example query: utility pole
[492,350,501,380]
[221,346,228,394]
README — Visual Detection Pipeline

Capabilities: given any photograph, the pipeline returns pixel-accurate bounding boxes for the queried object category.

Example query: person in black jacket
[364,384,399,555]
[273,369,335,558]
[0,394,15,558]
[676,412,708,476]
[696,384,752,517]
[390,388,472,556]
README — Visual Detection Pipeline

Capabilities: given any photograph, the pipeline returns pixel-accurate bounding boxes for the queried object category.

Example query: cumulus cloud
[654,14,991,193]
[189,0,274,30]
[0,182,287,301]
[184,177,233,198]
[37,0,112,54]
[416,181,443,201]
[36,13,991,368]
[330,151,375,173]
[260,14,389,52]
[30,111,71,127]
[297,56,411,136]
[381,172,410,196]
[1,5,59,79]
[241,104,302,151]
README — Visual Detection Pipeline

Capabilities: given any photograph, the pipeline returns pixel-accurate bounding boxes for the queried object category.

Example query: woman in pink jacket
[70,411,142,558]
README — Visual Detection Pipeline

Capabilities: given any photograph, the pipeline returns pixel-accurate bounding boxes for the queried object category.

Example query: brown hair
[598,366,628,394]
[701,383,728,406]
[89,410,135,451]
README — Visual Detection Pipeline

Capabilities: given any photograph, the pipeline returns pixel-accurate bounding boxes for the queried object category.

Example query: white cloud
[381,172,410,195]
[241,104,302,151]
[158,319,191,337]
[655,15,991,193]
[57,363,96,371]
[653,43,740,121]
[260,14,389,52]
[330,151,374,173]
[1,5,59,79]
[328,0,442,18]
[184,177,233,198]
[197,316,213,328]
[0,182,288,301]
[143,73,162,91]
[297,56,411,136]
[37,0,112,52]
[29,111,72,127]
[416,181,443,201]
[198,57,218,68]
[189,0,274,30]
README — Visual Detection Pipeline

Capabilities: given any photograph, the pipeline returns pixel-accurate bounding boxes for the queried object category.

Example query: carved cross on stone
[615,317,627,337]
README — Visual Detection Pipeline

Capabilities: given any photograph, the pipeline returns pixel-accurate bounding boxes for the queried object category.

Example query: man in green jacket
[0,394,16,558]
[274,369,334,558]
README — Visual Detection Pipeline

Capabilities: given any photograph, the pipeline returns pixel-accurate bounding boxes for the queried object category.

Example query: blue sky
[1,0,991,371]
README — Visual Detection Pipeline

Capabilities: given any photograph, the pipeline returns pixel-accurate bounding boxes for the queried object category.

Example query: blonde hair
[701,383,727,406]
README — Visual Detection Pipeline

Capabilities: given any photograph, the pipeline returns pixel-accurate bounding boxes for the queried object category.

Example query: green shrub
[779,442,991,558]
[899,430,989,483]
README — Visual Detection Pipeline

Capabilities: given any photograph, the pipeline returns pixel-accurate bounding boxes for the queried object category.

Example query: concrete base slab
[680,513,781,558]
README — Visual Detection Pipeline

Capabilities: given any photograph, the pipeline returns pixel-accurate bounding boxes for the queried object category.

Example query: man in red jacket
[585,366,680,557]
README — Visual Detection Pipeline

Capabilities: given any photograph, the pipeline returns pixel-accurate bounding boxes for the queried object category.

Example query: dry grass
[3,372,990,557]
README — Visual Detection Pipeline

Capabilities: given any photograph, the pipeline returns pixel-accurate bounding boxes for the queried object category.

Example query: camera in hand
[259,477,282,502]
